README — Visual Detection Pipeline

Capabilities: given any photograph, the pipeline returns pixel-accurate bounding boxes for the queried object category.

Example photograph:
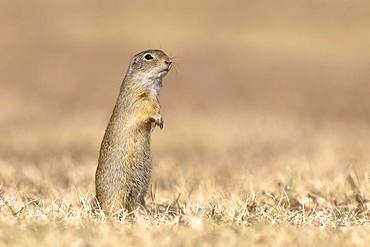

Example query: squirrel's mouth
[157,67,171,78]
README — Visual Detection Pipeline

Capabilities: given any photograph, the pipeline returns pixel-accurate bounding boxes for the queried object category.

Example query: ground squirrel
[95,49,172,213]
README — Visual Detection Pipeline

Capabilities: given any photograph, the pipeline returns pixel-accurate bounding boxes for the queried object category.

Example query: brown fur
[95,49,171,213]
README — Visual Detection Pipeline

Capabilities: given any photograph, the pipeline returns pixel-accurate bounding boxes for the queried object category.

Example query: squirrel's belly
[118,136,152,200]
[96,126,153,210]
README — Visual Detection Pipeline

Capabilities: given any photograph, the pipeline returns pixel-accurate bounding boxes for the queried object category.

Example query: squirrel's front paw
[150,115,164,129]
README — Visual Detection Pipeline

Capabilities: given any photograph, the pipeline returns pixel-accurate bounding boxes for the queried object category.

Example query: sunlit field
[1,1,370,246]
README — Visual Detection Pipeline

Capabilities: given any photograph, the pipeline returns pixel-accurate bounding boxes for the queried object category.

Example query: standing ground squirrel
[95,49,172,213]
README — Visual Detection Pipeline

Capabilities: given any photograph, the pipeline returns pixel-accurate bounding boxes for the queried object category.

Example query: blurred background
[0,0,370,193]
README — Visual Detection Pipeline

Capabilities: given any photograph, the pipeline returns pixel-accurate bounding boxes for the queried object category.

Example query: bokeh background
[1,0,370,195]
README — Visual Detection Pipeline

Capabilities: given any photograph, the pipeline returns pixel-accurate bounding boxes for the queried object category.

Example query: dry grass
[1,0,370,246]
[1,113,370,246]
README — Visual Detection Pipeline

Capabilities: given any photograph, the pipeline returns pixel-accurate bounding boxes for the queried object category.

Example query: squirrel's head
[126,49,172,91]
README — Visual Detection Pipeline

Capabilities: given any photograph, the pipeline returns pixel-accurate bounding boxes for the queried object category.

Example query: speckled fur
[95,49,171,212]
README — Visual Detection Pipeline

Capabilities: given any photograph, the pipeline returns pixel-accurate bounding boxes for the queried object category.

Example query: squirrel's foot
[150,115,164,129]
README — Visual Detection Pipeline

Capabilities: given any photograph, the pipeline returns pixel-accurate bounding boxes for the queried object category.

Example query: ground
[0,113,369,246]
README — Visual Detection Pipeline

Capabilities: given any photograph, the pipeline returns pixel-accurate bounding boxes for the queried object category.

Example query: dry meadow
[1,1,370,246]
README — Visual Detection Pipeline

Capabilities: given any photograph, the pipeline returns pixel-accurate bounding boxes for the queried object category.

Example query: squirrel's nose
[164,60,172,66]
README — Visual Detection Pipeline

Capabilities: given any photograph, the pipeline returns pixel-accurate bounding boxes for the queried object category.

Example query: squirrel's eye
[144,54,154,60]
